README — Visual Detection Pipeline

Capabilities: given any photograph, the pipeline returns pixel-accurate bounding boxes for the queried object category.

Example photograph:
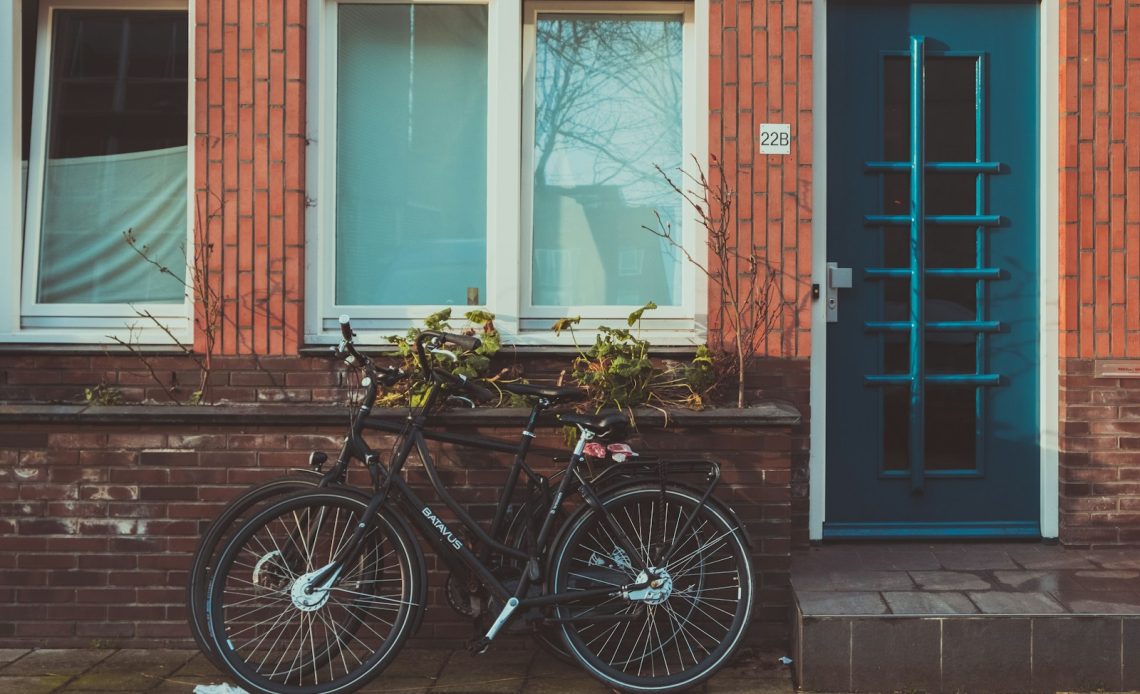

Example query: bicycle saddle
[558,410,630,438]
[498,382,587,402]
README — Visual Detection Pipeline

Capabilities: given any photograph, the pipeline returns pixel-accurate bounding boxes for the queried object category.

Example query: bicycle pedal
[467,636,491,655]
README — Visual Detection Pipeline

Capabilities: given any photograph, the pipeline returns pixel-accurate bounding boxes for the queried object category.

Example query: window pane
[335,5,488,306]
[532,14,683,307]
[36,10,187,304]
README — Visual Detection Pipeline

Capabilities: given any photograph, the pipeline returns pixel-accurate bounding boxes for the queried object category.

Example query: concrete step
[790,542,1140,693]
[792,603,1140,692]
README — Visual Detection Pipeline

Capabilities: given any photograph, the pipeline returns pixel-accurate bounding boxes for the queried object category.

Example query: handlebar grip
[440,332,481,352]
[432,368,495,402]
[463,378,496,403]
[338,315,354,341]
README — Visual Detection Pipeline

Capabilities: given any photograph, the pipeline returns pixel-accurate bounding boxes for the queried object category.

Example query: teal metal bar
[974,54,989,470]
[908,35,926,494]
[864,214,1000,226]
[865,373,1001,386]
[865,267,1002,279]
[864,320,1001,332]
[865,161,1002,173]
[926,214,1001,226]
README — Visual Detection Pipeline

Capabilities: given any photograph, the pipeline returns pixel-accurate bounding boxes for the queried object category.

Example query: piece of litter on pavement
[778,656,793,665]
[193,684,250,694]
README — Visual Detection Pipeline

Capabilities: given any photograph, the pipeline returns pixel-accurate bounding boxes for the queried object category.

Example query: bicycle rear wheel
[549,484,754,693]
[187,472,330,667]
[207,489,424,694]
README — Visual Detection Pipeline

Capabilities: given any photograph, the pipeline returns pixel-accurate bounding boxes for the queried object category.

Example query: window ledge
[297,344,704,359]
[0,401,801,428]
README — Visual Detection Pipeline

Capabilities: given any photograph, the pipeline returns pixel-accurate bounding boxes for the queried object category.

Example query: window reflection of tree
[534,15,681,198]
[531,15,684,306]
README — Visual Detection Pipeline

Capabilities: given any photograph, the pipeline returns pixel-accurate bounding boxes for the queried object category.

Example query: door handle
[826,262,853,323]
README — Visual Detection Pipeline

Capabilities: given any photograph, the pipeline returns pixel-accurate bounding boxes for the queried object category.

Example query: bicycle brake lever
[432,348,458,362]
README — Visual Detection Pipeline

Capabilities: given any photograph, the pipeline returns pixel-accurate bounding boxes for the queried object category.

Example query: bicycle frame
[315,377,661,639]
[300,327,722,646]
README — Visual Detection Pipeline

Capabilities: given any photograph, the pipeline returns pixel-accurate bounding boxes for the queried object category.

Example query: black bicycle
[185,336,579,668]
[201,318,755,693]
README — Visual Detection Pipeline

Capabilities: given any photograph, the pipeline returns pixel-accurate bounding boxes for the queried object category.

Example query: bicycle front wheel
[207,489,424,694]
[549,484,754,693]
[187,472,329,668]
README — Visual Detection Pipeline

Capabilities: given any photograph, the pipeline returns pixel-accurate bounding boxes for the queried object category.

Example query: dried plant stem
[646,156,790,408]
[118,191,223,404]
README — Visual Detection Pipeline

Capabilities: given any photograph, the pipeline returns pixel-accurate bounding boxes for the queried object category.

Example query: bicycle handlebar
[413,330,482,379]
[432,367,496,403]
[335,316,489,399]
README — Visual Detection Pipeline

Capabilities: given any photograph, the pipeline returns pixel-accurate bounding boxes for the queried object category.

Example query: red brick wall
[711,0,812,548]
[1057,0,1140,545]
[710,0,813,360]
[195,0,307,356]
[193,0,814,361]
[0,413,795,648]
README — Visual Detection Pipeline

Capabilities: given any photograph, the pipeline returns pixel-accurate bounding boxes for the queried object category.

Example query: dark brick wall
[0,410,795,649]
[0,353,347,405]
[0,349,814,546]
[1059,358,1140,546]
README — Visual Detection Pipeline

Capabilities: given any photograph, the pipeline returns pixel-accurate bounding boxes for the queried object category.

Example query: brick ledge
[0,401,800,428]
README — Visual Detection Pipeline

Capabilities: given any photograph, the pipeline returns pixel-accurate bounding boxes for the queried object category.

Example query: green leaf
[551,316,581,336]
[626,301,658,326]
[464,309,496,326]
[424,308,452,331]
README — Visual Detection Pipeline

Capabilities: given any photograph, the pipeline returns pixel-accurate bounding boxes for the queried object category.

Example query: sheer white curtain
[335,4,488,307]
[36,145,187,304]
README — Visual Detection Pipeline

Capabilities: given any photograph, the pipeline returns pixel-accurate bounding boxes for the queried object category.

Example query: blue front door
[825,1,1040,538]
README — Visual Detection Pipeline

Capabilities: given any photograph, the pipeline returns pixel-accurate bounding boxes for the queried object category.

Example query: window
[308,0,705,344]
[526,11,684,310]
[335,4,488,309]
[2,0,191,342]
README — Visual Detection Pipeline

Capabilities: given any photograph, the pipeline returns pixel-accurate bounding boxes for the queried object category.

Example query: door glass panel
[883,387,908,471]
[925,57,978,162]
[883,386,978,472]
[925,387,977,470]
[927,222,976,268]
[878,52,982,474]
[883,57,909,161]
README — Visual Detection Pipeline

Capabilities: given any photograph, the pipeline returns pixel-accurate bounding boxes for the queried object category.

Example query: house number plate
[759,123,791,154]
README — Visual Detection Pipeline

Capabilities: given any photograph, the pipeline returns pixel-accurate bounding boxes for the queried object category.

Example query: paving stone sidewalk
[0,646,795,693]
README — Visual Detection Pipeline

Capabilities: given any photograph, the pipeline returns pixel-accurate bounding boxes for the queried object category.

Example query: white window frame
[305,0,708,346]
[0,0,193,345]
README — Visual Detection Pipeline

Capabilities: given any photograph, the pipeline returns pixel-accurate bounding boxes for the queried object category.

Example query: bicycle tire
[206,489,424,694]
[549,484,754,693]
[187,472,336,668]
